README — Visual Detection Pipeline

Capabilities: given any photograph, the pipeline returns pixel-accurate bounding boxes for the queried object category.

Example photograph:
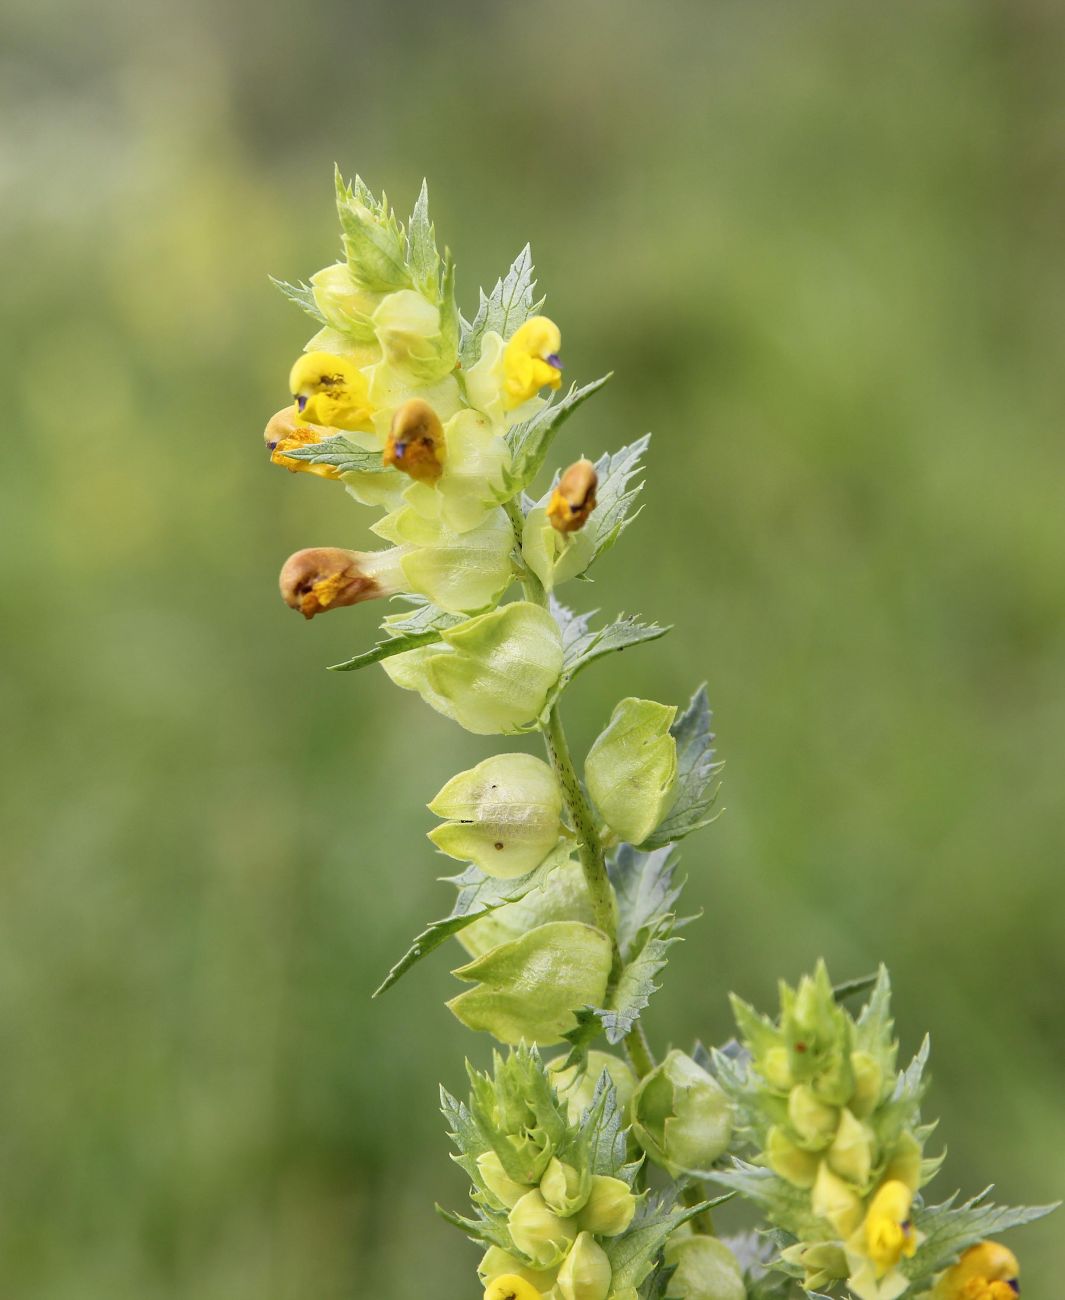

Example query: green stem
[624,1020,656,1078]
[681,1182,715,1235]
[543,703,616,940]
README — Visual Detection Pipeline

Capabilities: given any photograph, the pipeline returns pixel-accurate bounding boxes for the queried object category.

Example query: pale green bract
[269,173,1055,1300]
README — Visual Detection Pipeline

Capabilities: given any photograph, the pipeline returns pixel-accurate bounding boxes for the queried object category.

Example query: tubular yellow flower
[484,1275,542,1300]
[382,397,446,483]
[546,459,598,533]
[864,1180,918,1275]
[288,351,374,430]
[264,407,341,479]
[931,1242,1020,1300]
[278,547,396,619]
[502,316,563,409]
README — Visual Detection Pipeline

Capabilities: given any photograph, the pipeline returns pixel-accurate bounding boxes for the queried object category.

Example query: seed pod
[548,1052,637,1126]
[584,698,679,846]
[547,460,598,534]
[383,397,446,483]
[382,601,564,735]
[429,754,563,880]
[631,1050,733,1178]
[447,920,612,1045]
[664,1236,747,1300]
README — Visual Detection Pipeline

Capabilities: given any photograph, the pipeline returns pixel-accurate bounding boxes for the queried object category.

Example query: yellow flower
[383,397,446,484]
[264,407,340,479]
[844,1179,923,1300]
[864,1180,918,1274]
[484,1275,542,1300]
[502,316,563,409]
[931,1242,1020,1300]
[288,351,373,430]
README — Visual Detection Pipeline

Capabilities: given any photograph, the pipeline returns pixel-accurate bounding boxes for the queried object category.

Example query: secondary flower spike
[502,315,563,409]
[278,547,395,619]
[547,459,598,533]
[288,351,374,429]
[383,397,446,482]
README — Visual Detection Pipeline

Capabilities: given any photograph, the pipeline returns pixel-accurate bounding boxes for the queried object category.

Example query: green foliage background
[1,0,1062,1294]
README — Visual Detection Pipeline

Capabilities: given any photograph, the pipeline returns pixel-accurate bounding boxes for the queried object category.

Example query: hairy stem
[543,703,616,939]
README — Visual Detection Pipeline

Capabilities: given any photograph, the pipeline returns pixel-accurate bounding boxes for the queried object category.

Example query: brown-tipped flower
[383,398,446,484]
[264,407,341,480]
[279,547,382,619]
[546,459,598,533]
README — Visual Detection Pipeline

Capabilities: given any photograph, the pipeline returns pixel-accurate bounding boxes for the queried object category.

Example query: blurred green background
[2,0,1062,1294]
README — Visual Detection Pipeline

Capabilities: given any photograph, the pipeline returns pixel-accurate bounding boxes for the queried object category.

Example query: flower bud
[584,698,679,846]
[826,1108,874,1188]
[881,1129,923,1193]
[779,1242,848,1293]
[812,1161,864,1238]
[547,460,598,534]
[932,1242,1019,1300]
[576,1175,637,1237]
[664,1237,746,1300]
[765,1125,820,1188]
[787,1084,839,1151]
[264,407,342,478]
[372,288,456,383]
[556,1232,612,1300]
[632,1050,732,1177]
[548,1052,637,1125]
[278,547,398,619]
[383,602,564,735]
[289,351,374,430]
[508,1190,578,1268]
[429,753,563,880]
[448,920,612,1045]
[383,397,446,483]
[762,1045,793,1092]
[478,1151,530,1209]
[309,263,380,342]
[484,1275,543,1300]
[849,1050,883,1118]
[540,1157,591,1218]
[503,316,563,410]
[478,1247,557,1295]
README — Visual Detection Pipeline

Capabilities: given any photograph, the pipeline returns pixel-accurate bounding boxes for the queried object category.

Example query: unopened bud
[279,547,388,619]
[383,398,446,483]
[508,1189,578,1268]
[787,1084,839,1150]
[546,460,598,533]
[811,1161,863,1238]
[779,1241,848,1293]
[849,1051,883,1118]
[477,1151,529,1209]
[540,1157,590,1218]
[478,1246,557,1295]
[556,1232,612,1300]
[826,1108,874,1187]
[577,1175,637,1237]
[765,1125,820,1188]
